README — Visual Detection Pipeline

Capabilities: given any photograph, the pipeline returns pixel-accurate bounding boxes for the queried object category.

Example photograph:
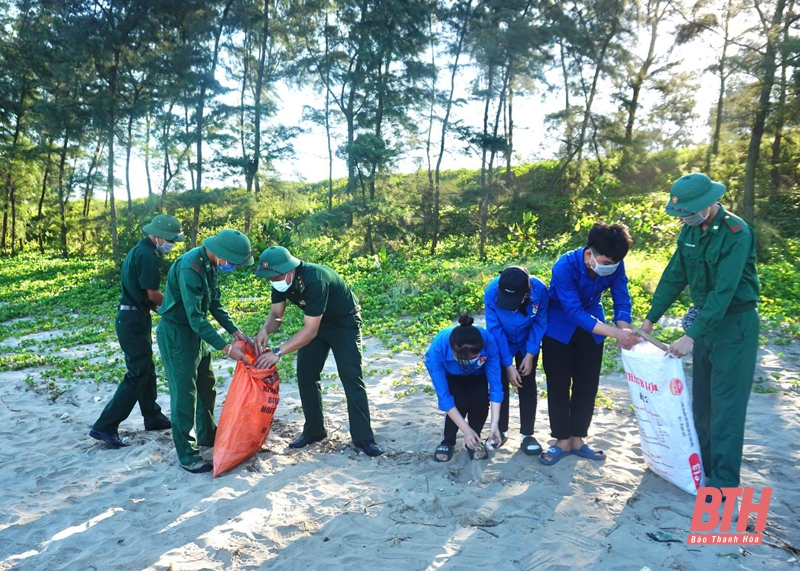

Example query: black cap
[496,266,530,311]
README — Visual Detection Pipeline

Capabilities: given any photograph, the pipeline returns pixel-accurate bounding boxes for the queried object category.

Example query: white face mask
[682,209,710,226]
[271,274,292,292]
[155,238,174,254]
[590,250,619,277]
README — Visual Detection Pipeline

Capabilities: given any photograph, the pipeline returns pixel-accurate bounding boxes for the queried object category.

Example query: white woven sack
[621,343,705,495]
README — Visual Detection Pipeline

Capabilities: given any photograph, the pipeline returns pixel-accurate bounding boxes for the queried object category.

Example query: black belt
[726,301,757,315]
[119,305,147,311]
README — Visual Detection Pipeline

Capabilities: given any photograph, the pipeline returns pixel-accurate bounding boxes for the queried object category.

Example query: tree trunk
[240,33,250,193]
[580,28,614,160]
[478,61,495,260]
[38,140,54,253]
[769,0,792,191]
[357,169,374,255]
[57,136,70,258]
[159,101,183,198]
[144,113,153,200]
[1,97,25,251]
[192,0,235,247]
[245,0,270,235]
[505,83,513,184]
[425,14,436,244]
[743,0,786,224]
[559,38,573,159]
[344,78,357,199]
[549,18,615,192]
[108,50,120,262]
[368,57,390,203]
[481,65,510,259]
[125,113,134,213]
[706,0,732,173]
[624,2,662,144]
[82,138,103,242]
[432,0,472,255]
[325,10,334,212]
[1,181,8,251]
[9,182,16,255]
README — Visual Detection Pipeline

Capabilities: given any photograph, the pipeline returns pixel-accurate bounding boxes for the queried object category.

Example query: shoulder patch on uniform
[188,253,205,274]
[724,216,744,234]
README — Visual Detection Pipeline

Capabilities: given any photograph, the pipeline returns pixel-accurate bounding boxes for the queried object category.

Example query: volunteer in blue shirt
[484,266,549,455]
[540,223,640,466]
[424,314,503,462]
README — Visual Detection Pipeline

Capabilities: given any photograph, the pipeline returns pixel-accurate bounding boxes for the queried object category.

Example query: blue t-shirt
[424,326,503,412]
[545,247,632,344]
[484,275,549,367]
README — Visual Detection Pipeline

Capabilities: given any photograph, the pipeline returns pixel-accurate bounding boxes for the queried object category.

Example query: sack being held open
[621,342,705,495]
[213,341,280,477]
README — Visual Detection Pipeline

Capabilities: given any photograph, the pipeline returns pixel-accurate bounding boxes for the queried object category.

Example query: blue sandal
[572,444,605,461]
[539,445,572,466]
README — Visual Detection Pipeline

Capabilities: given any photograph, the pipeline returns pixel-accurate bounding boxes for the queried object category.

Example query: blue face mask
[217,260,236,273]
[454,355,480,367]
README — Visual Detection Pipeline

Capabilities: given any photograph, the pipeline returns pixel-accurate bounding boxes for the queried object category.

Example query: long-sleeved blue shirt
[424,326,503,412]
[545,247,633,345]
[484,275,549,368]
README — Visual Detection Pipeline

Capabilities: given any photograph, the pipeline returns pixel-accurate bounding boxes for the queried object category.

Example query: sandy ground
[1,324,799,571]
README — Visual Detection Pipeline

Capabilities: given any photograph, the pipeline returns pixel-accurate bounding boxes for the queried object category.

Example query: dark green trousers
[692,308,759,488]
[156,318,217,467]
[93,310,162,433]
[296,314,374,443]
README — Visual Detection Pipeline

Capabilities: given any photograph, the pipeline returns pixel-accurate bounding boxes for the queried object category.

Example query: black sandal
[433,444,454,462]
[521,436,542,456]
[485,435,508,450]
[468,442,489,461]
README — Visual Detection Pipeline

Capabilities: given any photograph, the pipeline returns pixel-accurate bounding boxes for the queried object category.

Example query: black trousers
[499,351,539,435]
[542,329,604,440]
[296,314,374,443]
[93,310,162,434]
[441,372,490,446]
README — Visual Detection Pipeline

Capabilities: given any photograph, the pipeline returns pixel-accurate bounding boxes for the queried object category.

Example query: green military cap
[142,214,186,241]
[255,246,301,277]
[204,229,254,266]
[665,173,726,216]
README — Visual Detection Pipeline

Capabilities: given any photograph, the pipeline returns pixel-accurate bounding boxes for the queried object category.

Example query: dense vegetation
[2,1,800,399]
[1,0,800,261]
[1,209,798,401]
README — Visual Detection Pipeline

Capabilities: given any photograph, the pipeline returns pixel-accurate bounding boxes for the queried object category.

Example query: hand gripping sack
[621,343,705,494]
[213,342,280,477]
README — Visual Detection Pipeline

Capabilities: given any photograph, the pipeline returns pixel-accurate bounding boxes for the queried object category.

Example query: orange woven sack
[213,341,280,477]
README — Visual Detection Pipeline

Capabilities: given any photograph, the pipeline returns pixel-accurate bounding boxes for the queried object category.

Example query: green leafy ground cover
[1,241,798,399]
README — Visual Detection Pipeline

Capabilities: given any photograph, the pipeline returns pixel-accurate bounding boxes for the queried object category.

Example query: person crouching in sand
[424,314,503,462]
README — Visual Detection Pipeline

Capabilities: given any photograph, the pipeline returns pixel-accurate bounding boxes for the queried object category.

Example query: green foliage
[1,213,799,398]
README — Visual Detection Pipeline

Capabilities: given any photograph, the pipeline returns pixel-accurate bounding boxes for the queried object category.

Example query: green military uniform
[646,174,760,489]
[269,262,374,444]
[91,215,184,446]
[157,230,252,470]
[92,238,165,435]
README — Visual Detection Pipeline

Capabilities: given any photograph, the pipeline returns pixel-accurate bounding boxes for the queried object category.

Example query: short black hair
[587,222,633,262]
[449,314,483,360]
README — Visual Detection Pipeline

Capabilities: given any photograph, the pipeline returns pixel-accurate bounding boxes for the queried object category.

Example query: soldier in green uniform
[253,246,383,457]
[90,215,185,448]
[641,173,760,493]
[157,229,253,473]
